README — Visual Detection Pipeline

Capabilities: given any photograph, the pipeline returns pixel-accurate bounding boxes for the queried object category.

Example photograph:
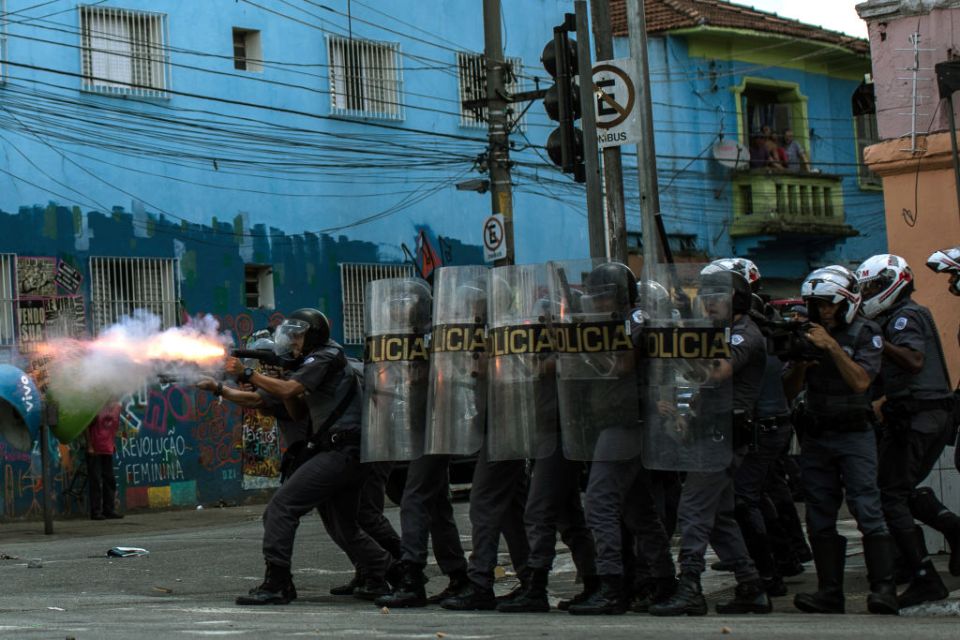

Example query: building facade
[0,0,885,518]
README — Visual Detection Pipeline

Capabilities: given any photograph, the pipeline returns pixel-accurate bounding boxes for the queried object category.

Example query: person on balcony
[781,130,810,173]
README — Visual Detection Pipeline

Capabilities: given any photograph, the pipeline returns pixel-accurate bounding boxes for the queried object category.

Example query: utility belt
[795,409,872,438]
[883,395,960,444]
[884,395,957,416]
[755,414,791,432]
[279,428,360,484]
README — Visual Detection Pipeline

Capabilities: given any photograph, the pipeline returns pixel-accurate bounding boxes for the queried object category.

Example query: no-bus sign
[482,214,506,263]
[592,58,641,149]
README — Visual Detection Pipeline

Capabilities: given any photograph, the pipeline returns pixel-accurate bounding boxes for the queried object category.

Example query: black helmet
[284,308,331,354]
[699,269,752,314]
[584,262,638,310]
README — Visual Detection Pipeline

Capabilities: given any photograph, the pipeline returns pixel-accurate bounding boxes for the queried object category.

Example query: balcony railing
[731,171,856,238]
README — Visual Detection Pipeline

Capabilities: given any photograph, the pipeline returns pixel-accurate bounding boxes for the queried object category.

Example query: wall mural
[0,202,483,521]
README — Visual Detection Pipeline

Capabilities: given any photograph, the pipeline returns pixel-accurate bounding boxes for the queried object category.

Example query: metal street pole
[41,401,55,534]
[483,0,515,266]
[589,0,628,263]
[574,0,605,260]
[625,0,663,270]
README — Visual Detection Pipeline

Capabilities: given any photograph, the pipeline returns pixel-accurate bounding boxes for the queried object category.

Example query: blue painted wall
[0,1,885,518]
[611,33,886,281]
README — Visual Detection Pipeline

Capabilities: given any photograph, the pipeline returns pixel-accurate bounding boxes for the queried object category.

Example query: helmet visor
[580,282,619,313]
[859,269,893,301]
[274,319,310,355]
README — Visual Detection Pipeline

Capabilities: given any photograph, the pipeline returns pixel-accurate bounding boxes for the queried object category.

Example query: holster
[732,409,757,451]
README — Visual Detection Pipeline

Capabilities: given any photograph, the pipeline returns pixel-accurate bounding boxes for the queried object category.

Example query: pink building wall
[860,2,960,139]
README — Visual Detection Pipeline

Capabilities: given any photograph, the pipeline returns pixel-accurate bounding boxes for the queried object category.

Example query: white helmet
[926,246,960,295]
[702,258,762,292]
[855,254,914,319]
[800,265,862,325]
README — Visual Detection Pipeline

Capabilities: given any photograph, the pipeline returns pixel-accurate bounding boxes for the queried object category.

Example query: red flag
[417,230,441,280]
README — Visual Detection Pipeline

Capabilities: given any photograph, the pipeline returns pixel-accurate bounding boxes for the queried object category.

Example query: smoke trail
[41,310,231,402]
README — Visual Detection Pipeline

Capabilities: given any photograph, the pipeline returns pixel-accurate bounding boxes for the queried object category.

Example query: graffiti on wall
[14,257,87,353]
[0,203,483,520]
[241,409,280,489]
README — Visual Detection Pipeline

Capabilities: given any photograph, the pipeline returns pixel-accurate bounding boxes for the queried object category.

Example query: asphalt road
[1,502,958,639]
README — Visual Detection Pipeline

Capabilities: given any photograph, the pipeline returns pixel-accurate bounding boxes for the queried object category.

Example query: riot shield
[423,265,488,456]
[486,263,557,461]
[637,262,733,472]
[546,259,641,461]
[360,278,432,462]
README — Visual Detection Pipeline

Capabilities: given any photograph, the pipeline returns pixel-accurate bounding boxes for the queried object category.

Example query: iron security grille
[327,34,403,120]
[0,253,15,347]
[456,51,523,129]
[80,5,169,98]
[340,262,415,345]
[89,257,179,333]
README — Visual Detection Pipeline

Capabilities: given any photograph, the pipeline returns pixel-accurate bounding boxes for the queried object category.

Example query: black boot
[910,486,960,577]
[794,534,846,614]
[775,500,813,563]
[861,533,899,615]
[710,560,736,572]
[648,573,708,617]
[329,569,363,596]
[440,581,497,611]
[374,561,427,608]
[633,576,678,613]
[497,568,550,613]
[353,574,393,601]
[426,568,470,605]
[236,562,297,605]
[557,574,599,611]
[568,574,627,615]
[735,505,786,599]
[715,578,772,614]
[891,527,949,609]
[766,512,806,577]
[495,567,531,605]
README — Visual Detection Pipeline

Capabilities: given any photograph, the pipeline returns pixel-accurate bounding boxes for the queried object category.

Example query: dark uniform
[258,380,401,596]
[876,298,957,604]
[732,351,795,593]
[238,340,393,605]
[651,312,770,616]
[792,315,898,614]
[567,304,675,615]
[379,453,469,605]
[439,443,530,610]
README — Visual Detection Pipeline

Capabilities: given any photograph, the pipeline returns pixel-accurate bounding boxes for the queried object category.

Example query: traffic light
[541,15,585,183]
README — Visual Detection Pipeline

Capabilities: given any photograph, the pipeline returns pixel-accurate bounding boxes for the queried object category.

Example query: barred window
[327,35,403,120]
[0,253,15,348]
[80,5,169,98]
[457,51,524,129]
[89,257,179,334]
[340,262,415,345]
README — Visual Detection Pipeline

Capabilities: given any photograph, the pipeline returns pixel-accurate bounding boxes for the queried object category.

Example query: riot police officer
[700,259,793,597]
[230,308,393,605]
[649,267,771,616]
[362,278,471,608]
[857,254,958,603]
[785,266,898,615]
[926,245,960,476]
[438,269,531,611]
